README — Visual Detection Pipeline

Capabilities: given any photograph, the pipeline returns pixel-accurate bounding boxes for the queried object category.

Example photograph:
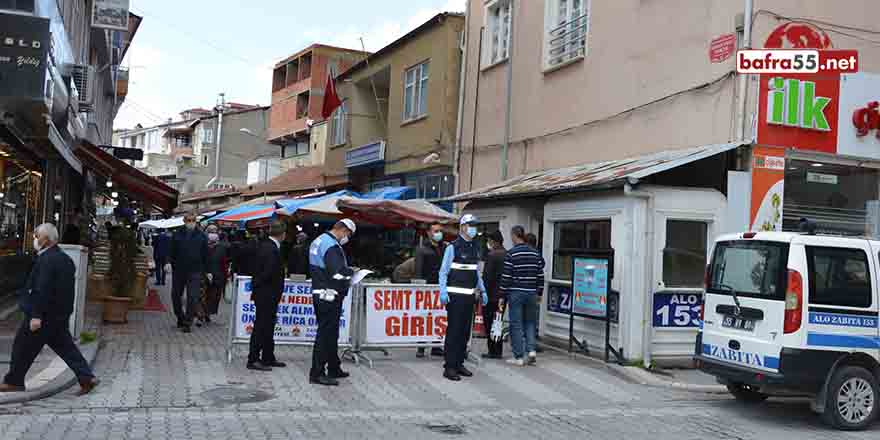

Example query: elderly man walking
[499,226,545,366]
[0,224,99,395]
[170,213,208,333]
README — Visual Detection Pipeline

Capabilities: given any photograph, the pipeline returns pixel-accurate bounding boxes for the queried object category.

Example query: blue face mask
[466,226,478,238]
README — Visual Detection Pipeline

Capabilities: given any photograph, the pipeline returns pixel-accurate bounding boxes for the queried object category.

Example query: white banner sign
[233,277,351,344]
[92,0,130,31]
[364,284,447,345]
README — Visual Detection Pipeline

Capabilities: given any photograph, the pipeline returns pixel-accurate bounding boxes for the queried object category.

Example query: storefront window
[784,160,879,235]
[552,220,611,280]
[0,146,44,297]
[662,220,708,288]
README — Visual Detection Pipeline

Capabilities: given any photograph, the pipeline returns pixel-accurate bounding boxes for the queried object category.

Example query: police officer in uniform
[308,219,357,386]
[439,214,488,381]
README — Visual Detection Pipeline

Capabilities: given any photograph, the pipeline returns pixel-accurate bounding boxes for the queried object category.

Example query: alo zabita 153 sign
[92,0,130,31]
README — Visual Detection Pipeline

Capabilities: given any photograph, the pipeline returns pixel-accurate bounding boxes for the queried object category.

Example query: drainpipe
[736,0,754,142]
[624,181,655,369]
[453,5,471,199]
[207,93,225,188]
[501,0,515,181]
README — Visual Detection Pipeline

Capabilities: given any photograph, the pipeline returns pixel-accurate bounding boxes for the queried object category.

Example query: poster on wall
[750,146,786,232]
[571,257,609,318]
[653,292,702,328]
[233,277,351,344]
[92,0,130,31]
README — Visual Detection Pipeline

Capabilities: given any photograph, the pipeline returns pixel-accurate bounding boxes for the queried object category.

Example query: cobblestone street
[0,281,877,439]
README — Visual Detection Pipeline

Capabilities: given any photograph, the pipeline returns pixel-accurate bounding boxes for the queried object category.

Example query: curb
[0,339,102,405]
[537,341,727,394]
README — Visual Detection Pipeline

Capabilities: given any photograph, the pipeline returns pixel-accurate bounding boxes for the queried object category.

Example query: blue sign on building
[346,141,385,168]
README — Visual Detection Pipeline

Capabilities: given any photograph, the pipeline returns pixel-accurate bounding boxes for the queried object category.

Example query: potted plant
[102,224,138,323]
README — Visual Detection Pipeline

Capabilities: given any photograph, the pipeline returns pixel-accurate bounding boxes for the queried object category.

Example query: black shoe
[176,321,185,329]
[181,326,192,333]
[458,366,473,377]
[416,348,426,358]
[430,348,445,356]
[263,361,286,368]
[247,362,272,372]
[328,369,350,379]
[309,376,339,386]
[481,353,502,359]
[443,369,461,381]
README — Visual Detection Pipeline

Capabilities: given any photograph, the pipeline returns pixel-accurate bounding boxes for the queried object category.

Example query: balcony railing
[547,12,588,67]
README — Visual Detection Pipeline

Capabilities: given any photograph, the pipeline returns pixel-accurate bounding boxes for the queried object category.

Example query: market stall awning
[75,141,179,212]
[274,190,357,216]
[446,142,745,203]
[337,198,458,228]
[205,204,276,228]
[139,217,184,229]
[362,186,415,200]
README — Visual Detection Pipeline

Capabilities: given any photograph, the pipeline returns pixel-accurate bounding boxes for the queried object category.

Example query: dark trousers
[310,294,342,378]
[172,271,201,325]
[248,294,280,364]
[483,300,504,357]
[444,293,475,370]
[3,318,94,387]
[154,258,167,284]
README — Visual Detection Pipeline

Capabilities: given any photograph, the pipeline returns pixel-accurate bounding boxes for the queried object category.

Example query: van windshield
[707,241,789,300]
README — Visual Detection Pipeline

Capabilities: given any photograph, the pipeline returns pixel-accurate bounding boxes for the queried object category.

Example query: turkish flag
[321,69,342,120]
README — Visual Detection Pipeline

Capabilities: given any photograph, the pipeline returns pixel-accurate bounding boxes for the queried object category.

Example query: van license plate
[722,316,755,331]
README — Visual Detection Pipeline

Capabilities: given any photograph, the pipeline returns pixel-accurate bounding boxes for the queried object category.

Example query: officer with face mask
[438,214,488,381]
[308,219,357,386]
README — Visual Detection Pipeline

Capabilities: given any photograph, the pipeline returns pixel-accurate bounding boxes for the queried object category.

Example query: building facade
[268,44,368,163]
[452,0,880,366]
[324,13,464,198]
[0,1,142,298]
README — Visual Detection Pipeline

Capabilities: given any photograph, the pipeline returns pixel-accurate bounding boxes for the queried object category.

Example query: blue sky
[116,0,465,129]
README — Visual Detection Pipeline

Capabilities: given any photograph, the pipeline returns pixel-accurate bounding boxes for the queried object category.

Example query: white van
[696,231,880,430]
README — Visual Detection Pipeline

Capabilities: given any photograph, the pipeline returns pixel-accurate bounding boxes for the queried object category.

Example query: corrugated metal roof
[447,142,744,202]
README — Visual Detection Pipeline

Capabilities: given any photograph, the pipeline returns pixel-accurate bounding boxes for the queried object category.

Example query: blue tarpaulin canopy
[362,186,415,200]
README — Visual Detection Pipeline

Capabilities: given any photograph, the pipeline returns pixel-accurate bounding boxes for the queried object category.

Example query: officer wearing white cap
[308,219,357,386]
[438,214,488,381]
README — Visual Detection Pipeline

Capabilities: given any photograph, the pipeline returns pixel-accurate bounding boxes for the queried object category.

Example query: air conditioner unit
[71,65,95,113]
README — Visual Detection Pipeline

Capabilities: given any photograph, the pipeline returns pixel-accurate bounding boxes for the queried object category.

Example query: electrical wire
[461,70,735,154]
[755,10,880,46]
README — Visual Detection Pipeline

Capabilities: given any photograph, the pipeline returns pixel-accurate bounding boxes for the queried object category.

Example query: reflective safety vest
[447,237,480,295]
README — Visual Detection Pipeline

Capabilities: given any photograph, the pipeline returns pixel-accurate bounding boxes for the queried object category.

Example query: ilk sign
[758,72,880,160]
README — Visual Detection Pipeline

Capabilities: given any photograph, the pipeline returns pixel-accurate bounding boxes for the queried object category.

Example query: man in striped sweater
[499,226,546,366]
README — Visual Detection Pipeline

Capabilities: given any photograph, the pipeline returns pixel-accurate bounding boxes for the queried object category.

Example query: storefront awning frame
[447,142,746,203]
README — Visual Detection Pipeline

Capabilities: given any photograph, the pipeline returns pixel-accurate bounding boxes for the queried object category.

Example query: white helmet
[340,218,357,234]
[460,214,478,225]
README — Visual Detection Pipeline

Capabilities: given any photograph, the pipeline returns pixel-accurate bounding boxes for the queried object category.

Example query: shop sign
[547,284,572,314]
[709,33,736,63]
[345,141,385,168]
[838,72,880,160]
[806,172,838,185]
[758,74,840,154]
[0,13,50,100]
[750,146,786,232]
[767,78,832,131]
[92,0,130,32]
[653,292,702,328]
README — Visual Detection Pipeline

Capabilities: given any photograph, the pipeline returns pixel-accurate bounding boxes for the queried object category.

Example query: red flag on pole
[321,68,342,120]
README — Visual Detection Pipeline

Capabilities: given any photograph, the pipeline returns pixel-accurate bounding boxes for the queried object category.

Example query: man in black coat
[152,229,170,285]
[247,221,287,371]
[169,213,208,333]
[0,224,98,395]
[287,232,310,277]
[414,223,447,358]
[482,230,507,359]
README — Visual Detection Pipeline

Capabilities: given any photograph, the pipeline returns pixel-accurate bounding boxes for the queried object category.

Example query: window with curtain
[331,100,348,145]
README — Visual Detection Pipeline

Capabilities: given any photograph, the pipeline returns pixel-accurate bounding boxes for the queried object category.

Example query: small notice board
[568,251,622,364]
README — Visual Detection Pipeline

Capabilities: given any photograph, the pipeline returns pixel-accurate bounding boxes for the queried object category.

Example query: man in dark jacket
[308,219,356,386]
[247,220,287,372]
[169,213,208,333]
[287,232,310,277]
[482,230,507,359]
[152,229,170,285]
[414,223,446,358]
[0,224,98,395]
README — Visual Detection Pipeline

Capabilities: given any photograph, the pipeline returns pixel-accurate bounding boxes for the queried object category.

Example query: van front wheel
[822,366,879,431]
[727,384,768,403]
